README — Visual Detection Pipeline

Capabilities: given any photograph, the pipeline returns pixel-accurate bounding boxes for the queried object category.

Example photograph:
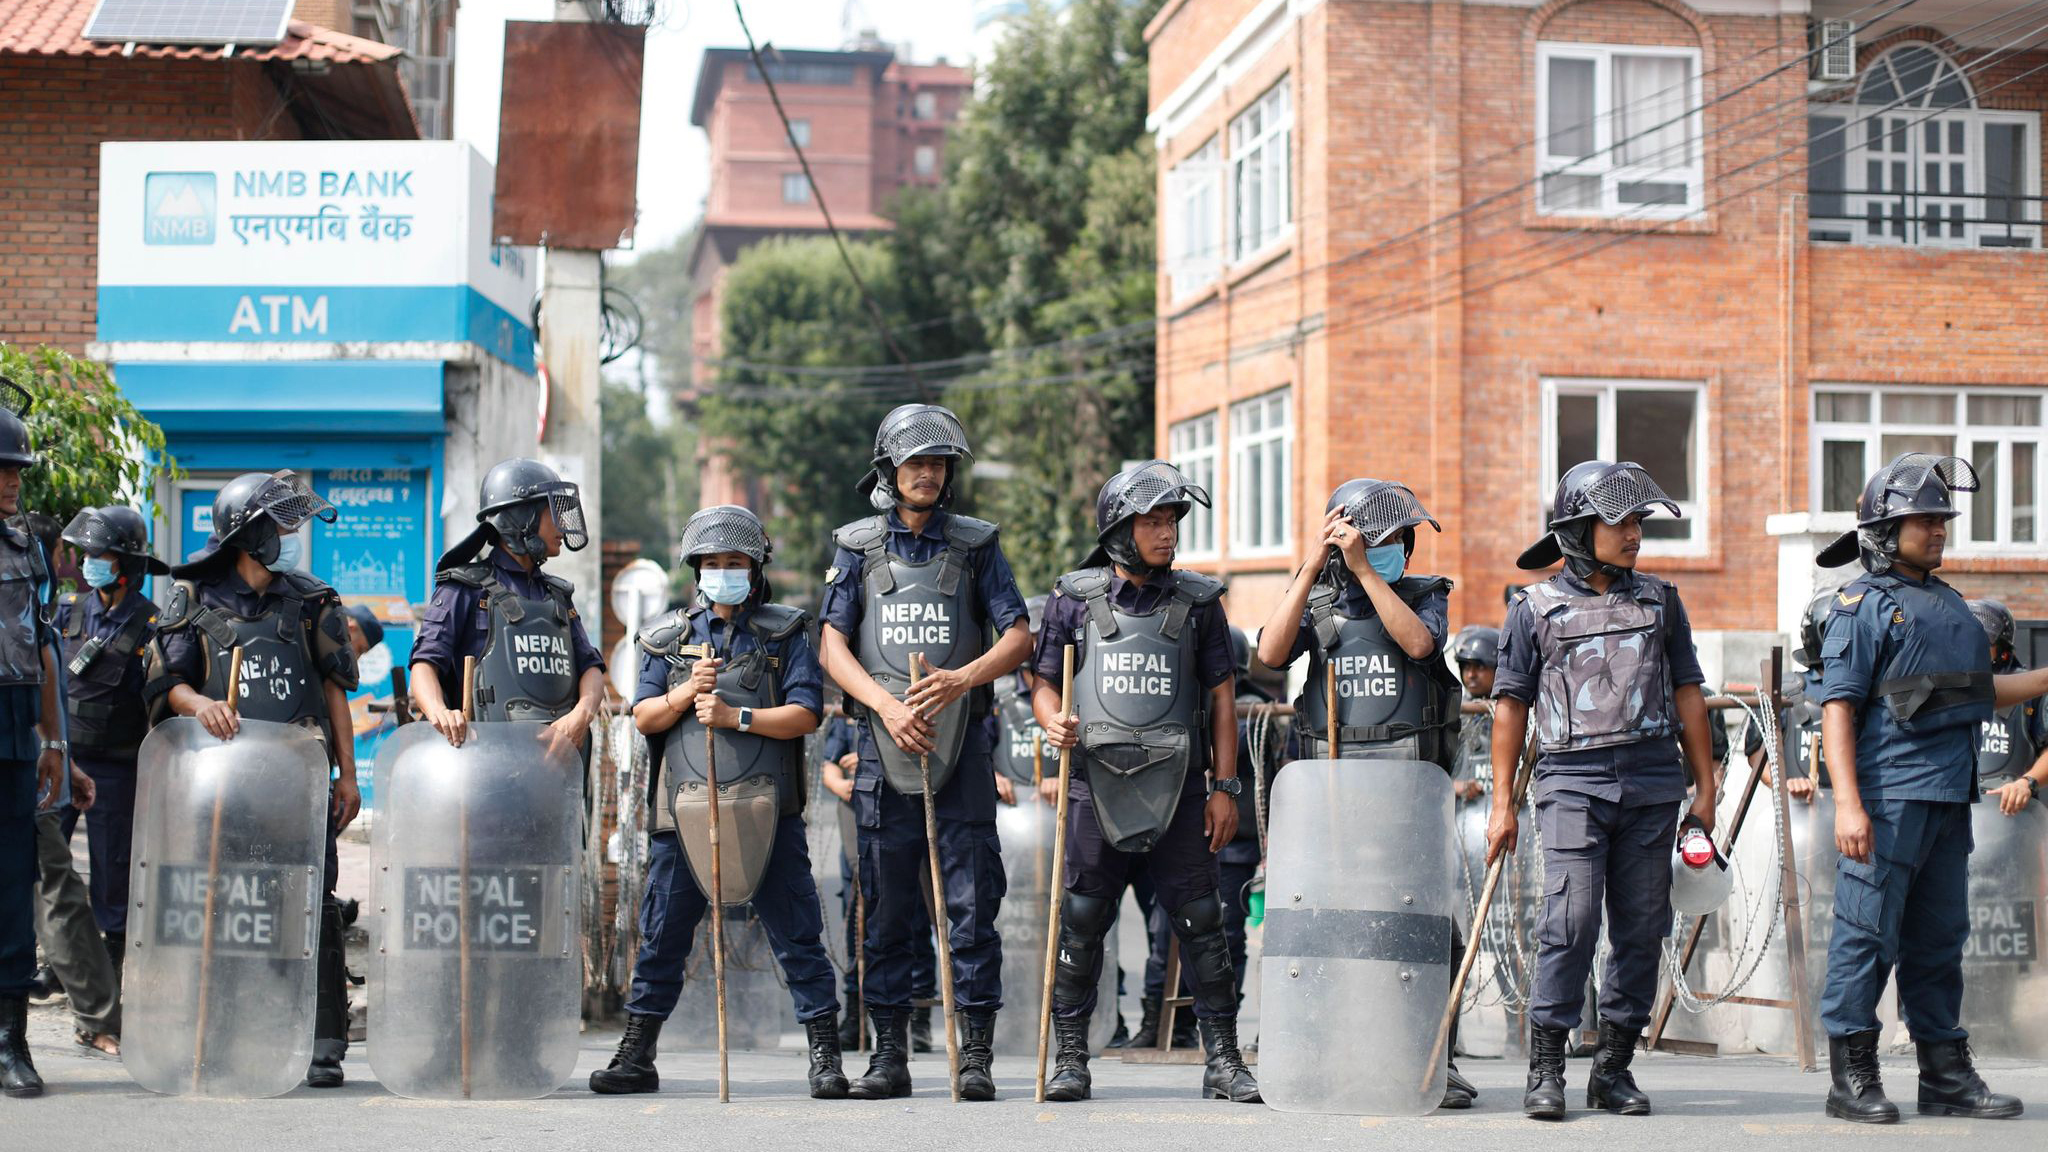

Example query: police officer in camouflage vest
[818,404,1032,1101]
[1487,461,1720,1121]
[1034,461,1258,1105]
[1811,455,2048,1124]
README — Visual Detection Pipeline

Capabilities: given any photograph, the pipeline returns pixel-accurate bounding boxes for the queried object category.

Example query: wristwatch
[1211,776,1242,797]
[40,739,67,754]
[2029,777,2041,799]
[737,706,755,734]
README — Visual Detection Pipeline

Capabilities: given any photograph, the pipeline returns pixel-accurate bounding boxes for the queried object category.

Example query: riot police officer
[1451,626,1501,802]
[1486,460,1720,1120]
[409,458,606,753]
[143,470,361,1088]
[1033,461,1258,1105]
[592,506,848,1098]
[1256,477,1473,1108]
[818,404,1032,1101]
[53,506,167,989]
[1812,455,2048,1124]
[1967,599,2046,798]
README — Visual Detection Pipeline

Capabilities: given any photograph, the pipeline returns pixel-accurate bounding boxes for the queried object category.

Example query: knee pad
[1053,892,1115,1006]
[1167,891,1225,939]
[1169,894,1237,1015]
[1064,891,1116,937]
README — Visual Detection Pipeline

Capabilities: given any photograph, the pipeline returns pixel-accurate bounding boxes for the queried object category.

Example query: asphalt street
[11,1013,2047,1152]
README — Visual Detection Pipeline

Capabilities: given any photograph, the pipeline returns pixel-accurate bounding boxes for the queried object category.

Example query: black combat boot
[1586,1019,1651,1115]
[1130,996,1161,1049]
[848,1009,911,1099]
[1441,1010,1476,1108]
[1916,1038,2022,1119]
[806,1013,850,1099]
[1,996,43,1098]
[588,1014,663,1094]
[305,1039,347,1089]
[1825,1030,1898,1123]
[1105,1011,1130,1049]
[958,1011,996,1101]
[1524,1025,1568,1120]
[1198,1017,1261,1103]
[1043,1013,1092,1102]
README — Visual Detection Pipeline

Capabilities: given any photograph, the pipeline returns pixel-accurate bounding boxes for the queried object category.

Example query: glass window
[1230,388,1293,555]
[1537,44,1703,218]
[1169,412,1220,559]
[787,119,811,149]
[1167,137,1222,298]
[913,145,937,177]
[913,91,938,120]
[781,174,809,204]
[1545,379,1707,549]
[1230,79,1293,262]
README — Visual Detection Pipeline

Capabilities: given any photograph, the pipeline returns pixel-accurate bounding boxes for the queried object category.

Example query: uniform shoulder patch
[1835,591,1864,607]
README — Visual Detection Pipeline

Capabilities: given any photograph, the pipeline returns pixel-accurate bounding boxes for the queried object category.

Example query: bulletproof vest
[837,513,996,794]
[445,564,579,724]
[1975,700,2036,785]
[167,576,326,727]
[60,590,158,753]
[0,528,47,688]
[1525,573,1676,754]
[1293,577,1458,764]
[1842,573,1995,739]
[648,604,808,830]
[992,672,1046,785]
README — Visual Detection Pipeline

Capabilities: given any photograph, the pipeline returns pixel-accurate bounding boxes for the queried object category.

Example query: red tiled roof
[0,0,401,64]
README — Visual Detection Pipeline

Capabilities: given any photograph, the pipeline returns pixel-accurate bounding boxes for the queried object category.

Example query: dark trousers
[838,834,935,1007]
[1527,791,1681,1032]
[1,760,37,996]
[1143,857,1254,1002]
[628,819,840,1023]
[1820,799,1971,1041]
[59,752,136,934]
[856,783,1005,1013]
[33,810,118,1033]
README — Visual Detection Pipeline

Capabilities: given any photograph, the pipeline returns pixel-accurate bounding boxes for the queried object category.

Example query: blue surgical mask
[81,557,119,589]
[699,568,752,606]
[266,533,304,573]
[1367,543,1407,583]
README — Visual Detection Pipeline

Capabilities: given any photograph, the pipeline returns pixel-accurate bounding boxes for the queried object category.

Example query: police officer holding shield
[1811,455,2048,1124]
[409,458,605,756]
[592,505,848,1098]
[818,404,1032,1101]
[143,471,361,1088]
[1033,460,1258,1104]
[1486,460,1719,1120]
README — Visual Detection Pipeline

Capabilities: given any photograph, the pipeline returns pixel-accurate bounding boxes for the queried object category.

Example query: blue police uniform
[411,549,605,686]
[52,588,157,936]
[818,716,936,1009]
[1494,568,1705,1034]
[1816,571,1990,1042]
[820,509,1027,1015]
[624,603,838,1024]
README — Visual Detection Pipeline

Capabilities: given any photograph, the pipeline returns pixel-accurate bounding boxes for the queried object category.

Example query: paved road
[11,1012,2046,1152]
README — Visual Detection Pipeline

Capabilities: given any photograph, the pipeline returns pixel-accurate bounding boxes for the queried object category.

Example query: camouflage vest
[1525,573,1676,754]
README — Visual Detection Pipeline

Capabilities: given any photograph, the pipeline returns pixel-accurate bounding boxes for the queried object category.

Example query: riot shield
[122,718,328,1098]
[672,773,778,907]
[991,795,1117,1054]
[368,721,584,1099]
[1260,759,1455,1115]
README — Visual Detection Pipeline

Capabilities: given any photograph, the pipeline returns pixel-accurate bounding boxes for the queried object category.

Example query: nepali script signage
[97,141,537,372]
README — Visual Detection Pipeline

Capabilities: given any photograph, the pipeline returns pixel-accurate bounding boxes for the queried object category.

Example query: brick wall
[0,56,299,350]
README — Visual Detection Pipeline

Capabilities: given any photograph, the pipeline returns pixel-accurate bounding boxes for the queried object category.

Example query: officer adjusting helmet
[1815,452,1978,573]
[1451,625,1500,669]
[0,380,34,471]
[1516,460,1681,578]
[1968,597,2016,664]
[61,505,170,583]
[860,404,972,512]
[1083,459,1210,576]
[1322,478,1439,587]
[678,504,773,606]
[178,470,336,575]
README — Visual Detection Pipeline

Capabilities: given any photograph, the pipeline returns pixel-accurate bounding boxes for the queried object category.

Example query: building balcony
[1808,188,2041,249]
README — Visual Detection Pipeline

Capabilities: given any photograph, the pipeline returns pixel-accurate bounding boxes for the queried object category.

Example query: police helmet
[1796,590,1835,668]
[1084,459,1210,575]
[1517,460,1680,576]
[678,504,774,603]
[859,404,972,512]
[1326,478,1440,551]
[1229,625,1252,679]
[1968,597,2016,656]
[208,470,335,567]
[1816,453,1979,572]
[61,505,170,578]
[477,458,588,558]
[1452,625,1501,669]
[0,380,32,470]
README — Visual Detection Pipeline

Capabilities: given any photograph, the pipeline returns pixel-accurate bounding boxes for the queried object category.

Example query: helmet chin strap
[1105,523,1168,577]
[1555,520,1629,580]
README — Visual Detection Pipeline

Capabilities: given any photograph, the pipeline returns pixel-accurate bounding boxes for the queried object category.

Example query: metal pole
[1034,646,1075,1103]
[191,645,242,1093]
[913,653,962,1101]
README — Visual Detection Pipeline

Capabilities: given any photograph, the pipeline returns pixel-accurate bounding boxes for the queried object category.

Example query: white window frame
[1166,136,1222,300]
[1536,42,1705,220]
[913,91,938,121]
[781,173,809,204]
[787,118,812,149]
[1168,411,1221,561]
[1229,387,1293,558]
[913,145,937,177]
[1810,385,2046,554]
[1540,378,1710,556]
[1229,77,1293,265]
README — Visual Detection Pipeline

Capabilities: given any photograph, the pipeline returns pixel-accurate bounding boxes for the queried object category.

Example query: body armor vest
[1061,566,1223,854]
[0,528,47,687]
[60,591,157,753]
[1844,572,1995,739]
[1293,577,1459,765]
[1526,573,1677,755]
[992,671,1045,785]
[837,513,995,796]
[165,575,328,728]
[1976,699,2036,785]
[443,564,579,724]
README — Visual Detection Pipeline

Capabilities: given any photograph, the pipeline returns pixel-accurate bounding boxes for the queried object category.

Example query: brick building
[0,0,417,350]
[1147,0,2048,664]
[685,44,971,506]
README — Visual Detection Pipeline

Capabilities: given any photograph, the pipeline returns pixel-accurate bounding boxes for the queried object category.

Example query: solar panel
[83,0,293,46]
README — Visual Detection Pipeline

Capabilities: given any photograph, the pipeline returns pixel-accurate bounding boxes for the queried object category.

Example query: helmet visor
[680,505,769,565]
[1582,463,1682,525]
[60,509,121,556]
[1116,460,1210,521]
[1868,452,1979,522]
[1340,480,1440,546]
[251,471,337,532]
[877,406,972,467]
[547,485,589,552]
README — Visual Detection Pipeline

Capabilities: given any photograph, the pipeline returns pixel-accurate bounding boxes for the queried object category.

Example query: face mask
[266,533,304,573]
[1367,543,1406,583]
[699,568,752,606]
[81,557,119,589]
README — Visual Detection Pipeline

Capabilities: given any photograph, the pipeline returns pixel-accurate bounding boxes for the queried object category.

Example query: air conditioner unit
[1814,19,1856,83]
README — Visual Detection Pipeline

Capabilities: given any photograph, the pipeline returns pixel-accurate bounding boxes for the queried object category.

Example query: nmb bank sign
[97,141,534,371]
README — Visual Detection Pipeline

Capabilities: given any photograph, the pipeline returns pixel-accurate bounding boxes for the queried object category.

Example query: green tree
[0,343,179,528]
[599,379,694,563]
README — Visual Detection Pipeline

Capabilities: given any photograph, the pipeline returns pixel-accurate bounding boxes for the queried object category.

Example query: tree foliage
[0,343,180,529]
[599,379,694,564]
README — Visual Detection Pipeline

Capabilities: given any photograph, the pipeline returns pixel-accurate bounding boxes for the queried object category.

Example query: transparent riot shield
[122,718,328,1098]
[369,721,584,1099]
[1958,802,2047,1057]
[1260,759,1455,1115]
[992,795,1117,1054]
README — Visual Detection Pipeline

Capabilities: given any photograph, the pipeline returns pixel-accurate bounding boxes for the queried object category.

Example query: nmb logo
[143,172,216,246]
